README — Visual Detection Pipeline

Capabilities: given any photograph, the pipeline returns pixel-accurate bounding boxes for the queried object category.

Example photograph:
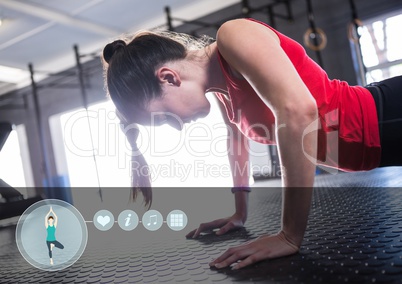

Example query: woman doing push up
[102,18,402,270]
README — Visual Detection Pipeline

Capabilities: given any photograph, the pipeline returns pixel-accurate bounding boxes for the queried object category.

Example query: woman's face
[146,80,211,130]
[48,218,54,225]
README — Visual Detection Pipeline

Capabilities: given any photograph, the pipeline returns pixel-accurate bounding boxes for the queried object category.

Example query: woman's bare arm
[210,18,317,268]
[45,207,51,228]
[219,97,250,223]
[186,97,250,238]
[51,207,58,228]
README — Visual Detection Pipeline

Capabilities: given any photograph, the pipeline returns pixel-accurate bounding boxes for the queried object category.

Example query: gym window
[0,125,33,190]
[54,98,232,188]
[359,11,402,84]
[55,101,131,188]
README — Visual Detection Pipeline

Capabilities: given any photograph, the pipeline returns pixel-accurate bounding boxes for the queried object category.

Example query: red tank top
[216,19,381,172]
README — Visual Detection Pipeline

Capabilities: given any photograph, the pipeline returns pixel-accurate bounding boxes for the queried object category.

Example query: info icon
[117,210,139,231]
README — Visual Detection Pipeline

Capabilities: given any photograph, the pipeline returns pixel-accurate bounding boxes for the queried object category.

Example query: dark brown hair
[102,31,188,209]
[102,31,212,208]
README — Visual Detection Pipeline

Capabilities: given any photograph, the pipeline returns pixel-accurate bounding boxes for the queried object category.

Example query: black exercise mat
[1,167,402,283]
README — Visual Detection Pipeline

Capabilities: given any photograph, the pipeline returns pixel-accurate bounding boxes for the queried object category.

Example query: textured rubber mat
[1,167,402,283]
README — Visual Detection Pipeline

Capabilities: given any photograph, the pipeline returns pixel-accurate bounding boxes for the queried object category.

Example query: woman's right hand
[186,212,246,239]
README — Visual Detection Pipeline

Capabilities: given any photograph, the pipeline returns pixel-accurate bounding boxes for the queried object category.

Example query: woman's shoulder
[216,19,280,60]
[217,18,279,43]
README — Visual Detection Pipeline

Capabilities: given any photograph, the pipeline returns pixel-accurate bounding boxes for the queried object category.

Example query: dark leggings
[46,240,64,258]
[365,75,402,167]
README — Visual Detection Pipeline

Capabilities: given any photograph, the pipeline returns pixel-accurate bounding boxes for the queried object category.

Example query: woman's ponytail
[118,111,152,209]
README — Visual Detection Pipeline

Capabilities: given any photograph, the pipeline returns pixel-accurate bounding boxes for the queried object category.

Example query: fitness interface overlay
[15,198,189,271]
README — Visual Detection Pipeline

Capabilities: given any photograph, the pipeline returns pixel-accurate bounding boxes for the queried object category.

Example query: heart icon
[97,215,110,227]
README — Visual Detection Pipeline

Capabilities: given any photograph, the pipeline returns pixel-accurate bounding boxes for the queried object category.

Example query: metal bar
[37,84,80,89]
[306,0,316,30]
[241,0,251,18]
[34,70,79,90]
[74,45,89,109]
[170,17,220,29]
[349,0,358,21]
[268,6,276,29]
[365,59,402,72]
[270,13,293,21]
[46,71,77,77]
[165,6,174,31]
[348,0,366,86]
[29,63,53,187]
[79,51,100,59]
[252,1,292,19]
[305,0,324,68]
[74,44,103,202]
[284,0,293,21]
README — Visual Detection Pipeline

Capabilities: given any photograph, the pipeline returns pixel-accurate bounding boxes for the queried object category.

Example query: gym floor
[1,167,402,283]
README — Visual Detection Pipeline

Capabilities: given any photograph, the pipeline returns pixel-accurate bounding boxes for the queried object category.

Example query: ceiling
[0,0,240,95]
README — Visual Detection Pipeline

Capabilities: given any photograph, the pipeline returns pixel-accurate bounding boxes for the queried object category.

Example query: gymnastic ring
[303,27,327,51]
[348,18,364,43]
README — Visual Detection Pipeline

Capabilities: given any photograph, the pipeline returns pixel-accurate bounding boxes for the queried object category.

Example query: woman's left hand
[209,231,299,270]
[186,212,246,239]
